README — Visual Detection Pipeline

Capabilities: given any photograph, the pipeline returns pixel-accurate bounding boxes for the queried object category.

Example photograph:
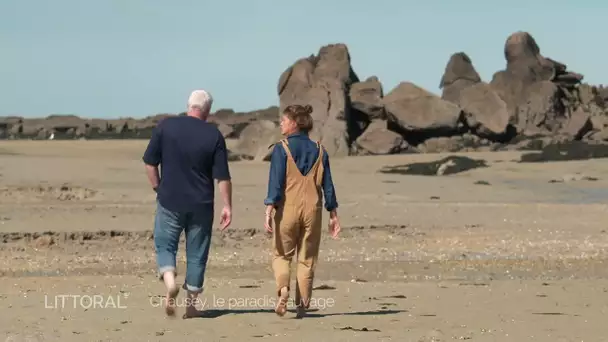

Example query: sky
[1,1,606,118]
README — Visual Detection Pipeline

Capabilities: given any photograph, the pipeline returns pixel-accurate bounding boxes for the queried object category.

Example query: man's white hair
[187,89,213,113]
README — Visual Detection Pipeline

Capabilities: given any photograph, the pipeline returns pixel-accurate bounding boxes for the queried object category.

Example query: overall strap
[279,139,295,162]
[308,141,324,174]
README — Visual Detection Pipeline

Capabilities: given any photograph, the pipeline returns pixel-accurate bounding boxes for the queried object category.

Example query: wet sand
[1,140,608,341]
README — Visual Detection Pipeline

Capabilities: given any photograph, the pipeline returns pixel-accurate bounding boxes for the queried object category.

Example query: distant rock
[458,82,514,141]
[489,32,586,138]
[519,141,608,162]
[383,82,464,145]
[440,52,481,104]
[418,134,491,153]
[278,44,359,157]
[233,120,282,161]
[352,119,409,155]
[349,76,386,120]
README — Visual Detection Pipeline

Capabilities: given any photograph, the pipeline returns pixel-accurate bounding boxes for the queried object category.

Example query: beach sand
[1,140,608,341]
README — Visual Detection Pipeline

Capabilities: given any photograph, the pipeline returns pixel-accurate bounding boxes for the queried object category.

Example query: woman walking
[263,104,341,318]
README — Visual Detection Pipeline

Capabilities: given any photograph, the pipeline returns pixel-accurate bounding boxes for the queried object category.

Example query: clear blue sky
[1,1,606,118]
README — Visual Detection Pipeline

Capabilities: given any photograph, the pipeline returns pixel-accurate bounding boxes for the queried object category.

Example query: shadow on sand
[378,156,488,176]
[302,309,406,318]
[185,308,406,319]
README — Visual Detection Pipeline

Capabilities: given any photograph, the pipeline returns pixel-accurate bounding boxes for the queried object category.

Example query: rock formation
[2,31,608,161]
[439,52,481,104]
[277,44,359,157]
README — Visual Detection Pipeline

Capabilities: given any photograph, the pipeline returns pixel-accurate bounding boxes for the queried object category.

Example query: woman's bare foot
[164,286,179,317]
[275,287,289,317]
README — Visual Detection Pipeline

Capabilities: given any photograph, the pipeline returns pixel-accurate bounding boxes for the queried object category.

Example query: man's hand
[328,209,341,239]
[264,205,274,233]
[219,206,232,231]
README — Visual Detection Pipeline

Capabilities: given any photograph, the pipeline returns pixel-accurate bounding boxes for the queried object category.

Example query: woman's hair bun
[303,105,312,114]
[284,104,313,117]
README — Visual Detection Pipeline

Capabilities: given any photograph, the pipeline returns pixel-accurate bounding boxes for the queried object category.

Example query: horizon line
[0,105,281,121]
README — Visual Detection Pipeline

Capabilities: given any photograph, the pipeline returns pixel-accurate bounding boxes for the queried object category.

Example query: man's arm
[142,125,162,191]
[264,144,286,210]
[145,165,160,191]
[321,150,338,213]
[212,134,232,208]
[218,179,232,208]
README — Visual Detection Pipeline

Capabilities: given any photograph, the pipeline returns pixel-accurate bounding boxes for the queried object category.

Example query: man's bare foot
[295,306,306,319]
[164,286,179,317]
[275,287,289,317]
[182,306,206,319]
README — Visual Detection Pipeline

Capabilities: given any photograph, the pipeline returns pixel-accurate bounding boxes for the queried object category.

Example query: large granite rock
[278,44,359,157]
[383,82,464,144]
[440,52,481,104]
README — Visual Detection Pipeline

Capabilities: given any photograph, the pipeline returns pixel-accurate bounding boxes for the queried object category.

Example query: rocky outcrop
[488,32,588,138]
[278,44,359,156]
[0,107,279,141]
[278,44,359,158]
[440,52,481,104]
[349,76,385,120]
[232,120,282,161]
[383,82,464,144]
[3,31,608,160]
[458,83,512,140]
[348,76,385,139]
[352,120,409,155]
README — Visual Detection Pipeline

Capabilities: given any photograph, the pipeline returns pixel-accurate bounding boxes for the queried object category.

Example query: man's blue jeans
[154,201,213,293]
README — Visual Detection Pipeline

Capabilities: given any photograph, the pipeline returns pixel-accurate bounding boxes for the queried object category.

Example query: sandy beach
[1,140,608,341]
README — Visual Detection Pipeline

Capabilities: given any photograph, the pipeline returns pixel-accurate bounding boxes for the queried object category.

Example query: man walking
[142,89,233,318]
